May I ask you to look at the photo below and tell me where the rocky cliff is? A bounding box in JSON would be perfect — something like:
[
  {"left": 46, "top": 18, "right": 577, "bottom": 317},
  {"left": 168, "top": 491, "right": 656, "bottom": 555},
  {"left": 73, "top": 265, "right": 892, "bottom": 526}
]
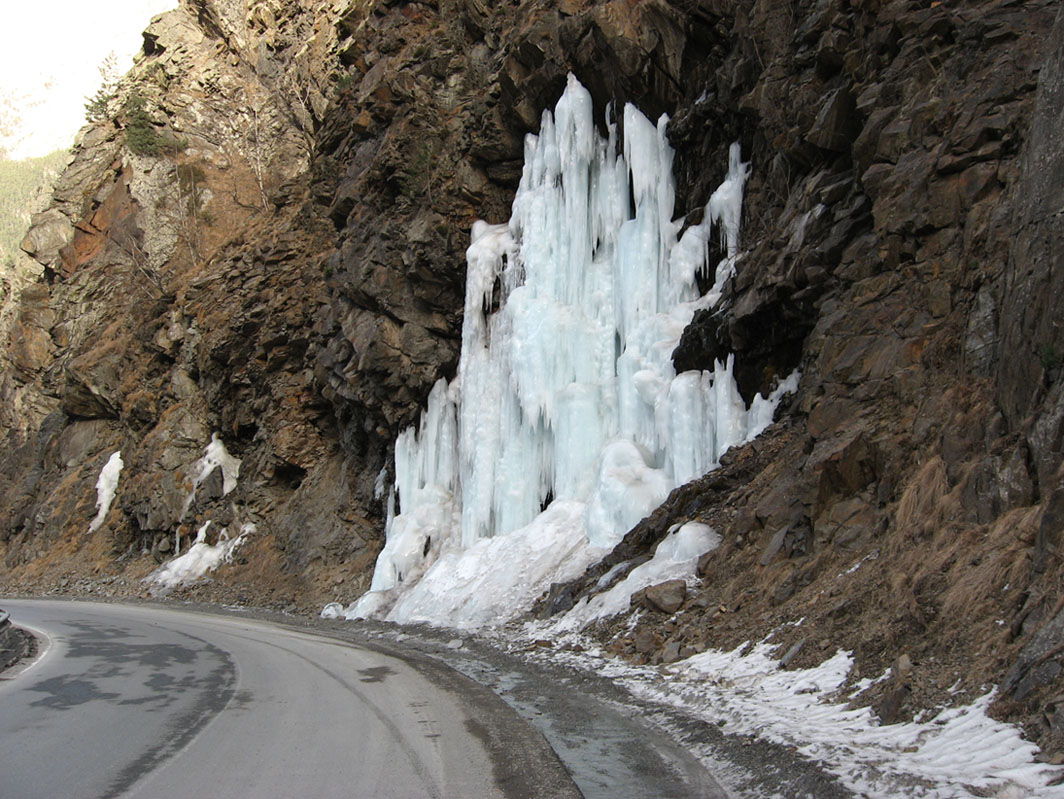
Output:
[{"left": 1, "top": 0, "right": 1063, "bottom": 761}]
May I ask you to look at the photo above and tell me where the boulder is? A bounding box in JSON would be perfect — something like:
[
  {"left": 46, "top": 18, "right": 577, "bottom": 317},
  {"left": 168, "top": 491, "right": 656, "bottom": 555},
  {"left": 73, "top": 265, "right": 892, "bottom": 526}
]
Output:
[{"left": 642, "top": 579, "right": 687, "bottom": 614}]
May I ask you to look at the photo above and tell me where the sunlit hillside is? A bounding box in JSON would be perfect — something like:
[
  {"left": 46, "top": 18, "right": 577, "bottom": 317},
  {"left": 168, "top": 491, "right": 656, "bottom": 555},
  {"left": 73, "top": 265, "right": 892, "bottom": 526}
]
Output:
[{"left": 0, "top": 150, "right": 68, "bottom": 269}]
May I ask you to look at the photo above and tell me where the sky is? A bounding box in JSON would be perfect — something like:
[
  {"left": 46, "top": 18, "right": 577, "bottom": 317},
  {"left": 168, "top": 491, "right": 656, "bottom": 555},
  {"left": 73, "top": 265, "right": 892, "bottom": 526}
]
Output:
[{"left": 0, "top": 0, "right": 176, "bottom": 159}]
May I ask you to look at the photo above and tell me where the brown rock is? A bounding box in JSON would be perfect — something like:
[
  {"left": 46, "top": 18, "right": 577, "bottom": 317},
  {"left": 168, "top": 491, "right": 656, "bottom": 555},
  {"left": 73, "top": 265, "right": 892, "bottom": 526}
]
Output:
[
  {"left": 633, "top": 627, "right": 663, "bottom": 655},
  {"left": 806, "top": 88, "right": 859, "bottom": 153},
  {"left": 642, "top": 579, "right": 687, "bottom": 614}
]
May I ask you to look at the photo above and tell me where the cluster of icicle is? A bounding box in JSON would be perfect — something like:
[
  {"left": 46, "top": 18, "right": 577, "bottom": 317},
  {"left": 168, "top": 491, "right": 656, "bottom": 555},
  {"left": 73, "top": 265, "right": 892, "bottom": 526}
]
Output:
[{"left": 337, "top": 75, "right": 797, "bottom": 628}]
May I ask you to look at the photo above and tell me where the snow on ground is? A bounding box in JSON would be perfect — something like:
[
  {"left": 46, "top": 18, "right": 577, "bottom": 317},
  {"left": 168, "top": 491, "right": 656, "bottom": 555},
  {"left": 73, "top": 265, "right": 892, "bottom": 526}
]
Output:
[
  {"left": 146, "top": 521, "right": 254, "bottom": 589},
  {"left": 518, "top": 619, "right": 1064, "bottom": 799},
  {"left": 88, "top": 450, "right": 123, "bottom": 533}
]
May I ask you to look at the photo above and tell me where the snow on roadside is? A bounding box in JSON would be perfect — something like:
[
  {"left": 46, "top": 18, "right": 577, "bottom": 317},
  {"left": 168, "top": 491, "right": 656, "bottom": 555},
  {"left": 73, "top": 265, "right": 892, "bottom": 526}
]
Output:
[
  {"left": 346, "top": 501, "right": 607, "bottom": 629},
  {"left": 146, "top": 521, "right": 253, "bottom": 589},
  {"left": 519, "top": 622, "right": 1064, "bottom": 799},
  {"left": 88, "top": 451, "right": 123, "bottom": 533}
]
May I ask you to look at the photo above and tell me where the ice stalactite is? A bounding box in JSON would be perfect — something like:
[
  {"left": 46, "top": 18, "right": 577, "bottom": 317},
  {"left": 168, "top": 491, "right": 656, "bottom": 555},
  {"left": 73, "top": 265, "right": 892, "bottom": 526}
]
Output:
[{"left": 346, "top": 75, "right": 796, "bottom": 628}]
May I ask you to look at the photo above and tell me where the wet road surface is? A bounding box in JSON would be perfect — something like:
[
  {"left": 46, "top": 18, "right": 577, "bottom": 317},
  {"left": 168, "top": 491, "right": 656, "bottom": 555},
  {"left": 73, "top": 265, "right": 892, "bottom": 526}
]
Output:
[{"left": 0, "top": 600, "right": 580, "bottom": 799}]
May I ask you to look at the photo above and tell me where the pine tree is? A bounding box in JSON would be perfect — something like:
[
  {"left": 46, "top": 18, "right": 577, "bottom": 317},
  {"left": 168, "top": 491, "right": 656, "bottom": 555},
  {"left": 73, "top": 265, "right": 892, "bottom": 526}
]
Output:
[{"left": 84, "top": 51, "right": 121, "bottom": 123}]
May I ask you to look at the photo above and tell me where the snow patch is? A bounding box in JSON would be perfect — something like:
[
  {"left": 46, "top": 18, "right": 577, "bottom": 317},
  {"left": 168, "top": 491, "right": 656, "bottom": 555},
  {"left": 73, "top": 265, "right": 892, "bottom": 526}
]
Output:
[
  {"left": 522, "top": 628, "right": 1064, "bottom": 799},
  {"left": 88, "top": 450, "right": 123, "bottom": 533},
  {"left": 181, "top": 433, "right": 241, "bottom": 519}
]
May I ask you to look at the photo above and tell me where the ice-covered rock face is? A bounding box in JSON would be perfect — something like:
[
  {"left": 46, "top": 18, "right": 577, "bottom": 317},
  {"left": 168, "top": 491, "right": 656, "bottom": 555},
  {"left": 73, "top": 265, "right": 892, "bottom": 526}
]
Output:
[{"left": 349, "top": 75, "right": 794, "bottom": 627}]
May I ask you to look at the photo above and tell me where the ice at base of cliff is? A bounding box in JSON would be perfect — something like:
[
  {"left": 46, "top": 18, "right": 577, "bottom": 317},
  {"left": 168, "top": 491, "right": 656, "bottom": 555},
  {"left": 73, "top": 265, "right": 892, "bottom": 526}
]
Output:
[
  {"left": 553, "top": 521, "right": 721, "bottom": 631},
  {"left": 344, "top": 74, "right": 796, "bottom": 628},
  {"left": 146, "top": 521, "right": 253, "bottom": 589}
]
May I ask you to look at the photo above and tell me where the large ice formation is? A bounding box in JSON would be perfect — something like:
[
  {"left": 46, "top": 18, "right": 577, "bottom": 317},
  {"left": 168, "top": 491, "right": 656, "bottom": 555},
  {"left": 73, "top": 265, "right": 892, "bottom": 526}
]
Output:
[{"left": 346, "top": 74, "right": 796, "bottom": 627}]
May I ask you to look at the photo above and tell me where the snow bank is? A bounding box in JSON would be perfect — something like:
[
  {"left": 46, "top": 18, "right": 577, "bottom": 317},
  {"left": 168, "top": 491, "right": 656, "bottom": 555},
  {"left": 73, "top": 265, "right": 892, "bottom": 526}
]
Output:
[
  {"left": 523, "top": 621, "right": 1064, "bottom": 799},
  {"left": 657, "top": 642, "right": 1064, "bottom": 798},
  {"left": 88, "top": 450, "right": 123, "bottom": 533}
]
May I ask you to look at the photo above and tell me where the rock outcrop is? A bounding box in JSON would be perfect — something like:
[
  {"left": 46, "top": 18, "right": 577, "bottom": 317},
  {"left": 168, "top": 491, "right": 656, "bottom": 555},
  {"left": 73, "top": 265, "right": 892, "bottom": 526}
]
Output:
[
  {"left": 1, "top": 0, "right": 1063, "bottom": 761},
  {"left": 0, "top": 609, "right": 36, "bottom": 672}
]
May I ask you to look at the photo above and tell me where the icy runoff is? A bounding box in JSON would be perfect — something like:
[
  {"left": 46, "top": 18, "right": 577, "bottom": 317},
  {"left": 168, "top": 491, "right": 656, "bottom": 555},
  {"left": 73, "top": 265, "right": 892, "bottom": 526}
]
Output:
[{"left": 344, "top": 74, "right": 795, "bottom": 627}]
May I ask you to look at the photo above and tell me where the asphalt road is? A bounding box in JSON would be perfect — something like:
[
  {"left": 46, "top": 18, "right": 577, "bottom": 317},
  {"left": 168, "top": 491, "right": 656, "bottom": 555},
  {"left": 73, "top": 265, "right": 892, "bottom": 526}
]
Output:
[{"left": 0, "top": 600, "right": 581, "bottom": 799}]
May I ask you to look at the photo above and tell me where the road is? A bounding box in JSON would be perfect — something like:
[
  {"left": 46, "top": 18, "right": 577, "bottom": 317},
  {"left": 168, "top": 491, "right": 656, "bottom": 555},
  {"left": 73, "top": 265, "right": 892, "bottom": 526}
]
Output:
[{"left": 0, "top": 600, "right": 581, "bottom": 799}]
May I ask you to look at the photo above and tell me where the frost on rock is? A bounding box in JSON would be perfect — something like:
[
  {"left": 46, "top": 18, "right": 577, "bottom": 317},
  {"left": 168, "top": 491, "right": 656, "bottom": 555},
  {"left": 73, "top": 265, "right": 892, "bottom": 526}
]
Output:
[
  {"left": 147, "top": 521, "right": 254, "bottom": 589},
  {"left": 345, "top": 74, "right": 797, "bottom": 627},
  {"left": 88, "top": 450, "right": 124, "bottom": 533}
]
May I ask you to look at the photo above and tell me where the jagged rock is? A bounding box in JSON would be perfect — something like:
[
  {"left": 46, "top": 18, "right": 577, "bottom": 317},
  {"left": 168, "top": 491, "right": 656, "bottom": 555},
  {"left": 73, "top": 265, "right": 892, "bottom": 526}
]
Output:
[
  {"left": 7, "top": 285, "right": 54, "bottom": 379},
  {"left": 20, "top": 209, "right": 72, "bottom": 267},
  {"left": 876, "top": 654, "right": 914, "bottom": 725},
  {"left": 780, "top": 638, "right": 806, "bottom": 669},
  {"left": 1005, "top": 602, "right": 1064, "bottom": 705},
  {"left": 0, "top": 611, "right": 36, "bottom": 671},
  {"left": 661, "top": 641, "right": 682, "bottom": 664},
  {"left": 812, "top": 430, "right": 878, "bottom": 510},
  {"left": 806, "top": 88, "right": 859, "bottom": 153},
  {"left": 998, "top": 7, "right": 1064, "bottom": 487}
]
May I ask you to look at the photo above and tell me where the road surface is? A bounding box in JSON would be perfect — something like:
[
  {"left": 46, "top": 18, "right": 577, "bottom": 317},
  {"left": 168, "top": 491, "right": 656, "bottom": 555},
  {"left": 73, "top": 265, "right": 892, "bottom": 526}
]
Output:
[{"left": 0, "top": 600, "right": 581, "bottom": 799}]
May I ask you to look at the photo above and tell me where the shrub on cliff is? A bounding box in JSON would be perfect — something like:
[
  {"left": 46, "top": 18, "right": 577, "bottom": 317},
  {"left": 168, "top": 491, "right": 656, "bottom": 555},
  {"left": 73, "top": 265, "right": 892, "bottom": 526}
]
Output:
[{"left": 122, "top": 94, "right": 186, "bottom": 157}]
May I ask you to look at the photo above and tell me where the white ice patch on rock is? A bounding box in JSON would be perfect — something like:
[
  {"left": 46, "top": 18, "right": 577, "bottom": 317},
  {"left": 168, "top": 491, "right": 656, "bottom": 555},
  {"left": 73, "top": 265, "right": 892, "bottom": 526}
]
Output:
[
  {"left": 345, "top": 74, "right": 795, "bottom": 627},
  {"left": 181, "top": 433, "right": 241, "bottom": 519},
  {"left": 147, "top": 521, "right": 253, "bottom": 589},
  {"left": 556, "top": 521, "right": 721, "bottom": 630},
  {"left": 88, "top": 450, "right": 123, "bottom": 533},
  {"left": 320, "top": 602, "right": 344, "bottom": 620}
]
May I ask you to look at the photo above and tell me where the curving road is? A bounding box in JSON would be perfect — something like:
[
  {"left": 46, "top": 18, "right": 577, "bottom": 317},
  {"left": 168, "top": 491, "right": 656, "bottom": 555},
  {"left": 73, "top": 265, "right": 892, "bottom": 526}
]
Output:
[{"left": 0, "top": 600, "right": 580, "bottom": 799}]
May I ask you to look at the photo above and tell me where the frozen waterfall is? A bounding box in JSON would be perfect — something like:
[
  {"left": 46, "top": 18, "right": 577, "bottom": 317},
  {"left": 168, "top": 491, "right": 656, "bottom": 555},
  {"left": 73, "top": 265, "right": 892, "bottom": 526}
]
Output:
[{"left": 346, "top": 74, "right": 796, "bottom": 628}]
